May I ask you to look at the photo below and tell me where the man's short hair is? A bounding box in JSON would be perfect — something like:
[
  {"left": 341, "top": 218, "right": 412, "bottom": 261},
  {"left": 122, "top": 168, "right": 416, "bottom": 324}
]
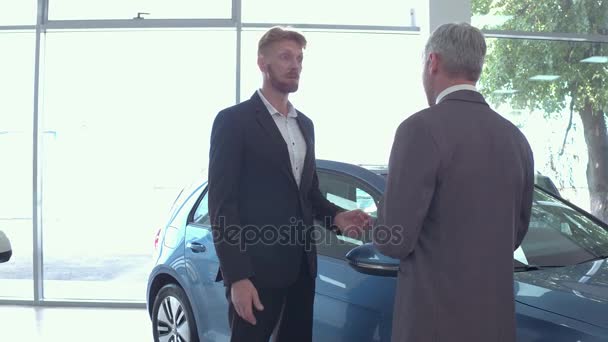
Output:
[
  {"left": 258, "top": 26, "right": 307, "bottom": 56},
  {"left": 425, "top": 23, "right": 487, "bottom": 82}
]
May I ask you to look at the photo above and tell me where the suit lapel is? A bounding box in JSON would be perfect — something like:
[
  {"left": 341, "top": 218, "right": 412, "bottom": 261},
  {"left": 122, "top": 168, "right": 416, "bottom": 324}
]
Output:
[
  {"left": 251, "top": 92, "right": 298, "bottom": 186},
  {"left": 296, "top": 114, "right": 314, "bottom": 194}
]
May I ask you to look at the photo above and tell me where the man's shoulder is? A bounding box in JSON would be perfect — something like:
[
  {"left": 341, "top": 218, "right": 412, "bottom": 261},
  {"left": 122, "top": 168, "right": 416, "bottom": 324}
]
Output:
[
  {"left": 214, "top": 98, "right": 257, "bottom": 124},
  {"left": 221, "top": 97, "right": 256, "bottom": 115},
  {"left": 432, "top": 98, "right": 530, "bottom": 145},
  {"left": 398, "top": 107, "right": 434, "bottom": 130},
  {"left": 428, "top": 97, "right": 510, "bottom": 125},
  {"left": 477, "top": 105, "right": 528, "bottom": 140}
]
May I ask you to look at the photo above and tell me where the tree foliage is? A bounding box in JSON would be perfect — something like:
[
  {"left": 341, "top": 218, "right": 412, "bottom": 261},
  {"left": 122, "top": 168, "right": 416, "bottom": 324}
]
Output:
[
  {"left": 473, "top": 0, "right": 608, "bottom": 220},
  {"left": 475, "top": 0, "right": 608, "bottom": 116}
]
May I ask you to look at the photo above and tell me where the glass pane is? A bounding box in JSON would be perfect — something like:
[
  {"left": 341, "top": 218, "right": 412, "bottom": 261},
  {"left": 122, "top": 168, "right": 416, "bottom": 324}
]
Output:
[
  {"left": 472, "top": 0, "right": 608, "bottom": 35},
  {"left": 241, "top": 30, "right": 427, "bottom": 166},
  {"left": 356, "top": 189, "right": 378, "bottom": 218},
  {"left": 478, "top": 38, "right": 608, "bottom": 222},
  {"left": 41, "top": 30, "right": 236, "bottom": 301},
  {"left": 0, "top": 32, "right": 35, "bottom": 299},
  {"left": 521, "top": 189, "right": 608, "bottom": 266},
  {"left": 49, "top": 0, "right": 231, "bottom": 20},
  {"left": 192, "top": 191, "right": 210, "bottom": 225},
  {"left": 0, "top": 1, "right": 36, "bottom": 25},
  {"left": 315, "top": 171, "right": 378, "bottom": 259},
  {"left": 242, "top": 0, "right": 420, "bottom": 26},
  {"left": 321, "top": 179, "right": 377, "bottom": 219}
]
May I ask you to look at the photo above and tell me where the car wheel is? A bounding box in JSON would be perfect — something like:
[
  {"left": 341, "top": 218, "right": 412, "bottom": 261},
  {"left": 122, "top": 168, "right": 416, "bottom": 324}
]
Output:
[{"left": 152, "top": 283, "right": 199, "bottom": 342}]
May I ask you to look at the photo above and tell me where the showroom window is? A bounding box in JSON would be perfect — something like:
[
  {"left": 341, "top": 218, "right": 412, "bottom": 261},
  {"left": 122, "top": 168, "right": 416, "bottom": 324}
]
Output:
[
  {"left": 40, "top": 29, "right": 235, "bottom": 301},
  {"left": 1, "top": 0, "right": 479, "bottom": 306},
  {"left": 472, "top": 0, "right": 608, "bottom": 35},
  {"left": 49, "top": 0, "right": 232, "bottom": 20},
  {"left": 0, "top": 32, "right": 35, "bottom": 299},
  {"left": 242, "top": 0, "right": 420, "bottom": 27},
  {"left": 473, "top": 0, "right": 608, "bottom": 222},
  {"left": 0, "top": 0, "right": 37, "bottom": 25},
  {"left": 240, "top": 29, "right": 427, "bottom": 166},
  {"left": 479, "top": 38, "right": 608, "bottom": 212}
]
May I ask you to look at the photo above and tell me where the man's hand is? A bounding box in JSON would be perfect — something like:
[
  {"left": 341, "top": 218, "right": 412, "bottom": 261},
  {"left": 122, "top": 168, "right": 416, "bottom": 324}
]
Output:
[
  {"left": 230, "top": 278, "right": 264, "bottom": 325},
  {"left": 334, "top": 210, "right": 373, "bottom": 239}
]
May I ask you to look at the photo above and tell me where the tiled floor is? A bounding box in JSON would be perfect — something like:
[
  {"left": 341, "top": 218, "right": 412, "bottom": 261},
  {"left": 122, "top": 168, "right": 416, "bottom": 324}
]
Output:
[{"left": 0, "top": 305, "right": 153, "bottom": 341}]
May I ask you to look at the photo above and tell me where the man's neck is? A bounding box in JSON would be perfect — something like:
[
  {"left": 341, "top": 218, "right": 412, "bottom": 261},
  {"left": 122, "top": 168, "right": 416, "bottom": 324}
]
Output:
[{"left": 260, "top": 85, "right": 289, "bottom": 116}]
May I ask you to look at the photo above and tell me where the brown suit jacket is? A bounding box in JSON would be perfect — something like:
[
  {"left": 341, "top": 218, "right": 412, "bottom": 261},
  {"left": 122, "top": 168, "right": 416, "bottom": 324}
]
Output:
[{"left": 374, "top": 90, "right": 534, "bottom": 342}]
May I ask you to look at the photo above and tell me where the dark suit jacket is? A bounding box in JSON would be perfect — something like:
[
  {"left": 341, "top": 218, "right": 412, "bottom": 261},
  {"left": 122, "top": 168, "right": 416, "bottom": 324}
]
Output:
[
  {"left": 374, "top": 90, "right": 534, "bottom": 342},
  {"left": 208, "top": 92, "right": 343, "bottom": 288}
]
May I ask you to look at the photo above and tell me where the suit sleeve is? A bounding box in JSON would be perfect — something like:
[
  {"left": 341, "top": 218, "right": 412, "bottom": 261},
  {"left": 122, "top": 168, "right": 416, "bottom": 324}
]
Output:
[
  {"left": 373, "top": 118, "right": 440, "bottom": 260},
  {"left": 208, "top": 110, "right": 253, "bottom": 285},
  {"left": 515, "top": 140, "right": 534, "bottom": 250}
]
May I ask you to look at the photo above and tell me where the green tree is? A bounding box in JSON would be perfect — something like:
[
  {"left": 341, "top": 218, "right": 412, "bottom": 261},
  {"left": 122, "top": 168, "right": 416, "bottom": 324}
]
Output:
[{"left": 473, "top": 0, "right": 608, "bottom": 221}]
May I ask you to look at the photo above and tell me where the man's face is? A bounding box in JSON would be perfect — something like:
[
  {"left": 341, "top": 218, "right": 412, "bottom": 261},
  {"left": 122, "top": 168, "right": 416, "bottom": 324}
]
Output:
[{"left": 259, "top": 39, "right": 303, "bottom": 94}]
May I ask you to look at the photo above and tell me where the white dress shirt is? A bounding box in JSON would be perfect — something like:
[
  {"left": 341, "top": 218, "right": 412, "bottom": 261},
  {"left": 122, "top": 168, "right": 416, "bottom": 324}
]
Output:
[
  {"left": 436, "top": 84, "right": 478, "bottom": 104},
  {"left": 257, "top": 89, "right": 307, "bottom": 187}
]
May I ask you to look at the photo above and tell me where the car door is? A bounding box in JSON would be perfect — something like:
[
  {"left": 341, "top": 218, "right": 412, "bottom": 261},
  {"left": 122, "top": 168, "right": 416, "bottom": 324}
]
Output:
[
  {"left": 184, "top": 187, "right": 231, "bottom": 341},
  {"left": 313, "top": 169, "right": 396, "bottom": 342}
]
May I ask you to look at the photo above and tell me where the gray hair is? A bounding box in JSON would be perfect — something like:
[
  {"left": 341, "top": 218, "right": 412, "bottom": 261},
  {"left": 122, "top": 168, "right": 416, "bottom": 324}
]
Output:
[{"left": 424, "top": 23, "right": 487, "bottom": 81}]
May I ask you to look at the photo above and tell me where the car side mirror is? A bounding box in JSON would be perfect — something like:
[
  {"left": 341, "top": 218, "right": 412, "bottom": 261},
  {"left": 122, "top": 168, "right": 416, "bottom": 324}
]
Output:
[
  {"left": 346, "top": 243, "right": 399, "bottom": 277},
  {"left": 0, "top": 231, "right": 12, "bottom": 263}
]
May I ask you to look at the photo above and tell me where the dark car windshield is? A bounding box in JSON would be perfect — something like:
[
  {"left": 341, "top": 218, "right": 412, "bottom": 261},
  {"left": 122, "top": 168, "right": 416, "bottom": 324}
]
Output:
[{"left": 517, "top": 189, "right": 608, "bottom": 267}]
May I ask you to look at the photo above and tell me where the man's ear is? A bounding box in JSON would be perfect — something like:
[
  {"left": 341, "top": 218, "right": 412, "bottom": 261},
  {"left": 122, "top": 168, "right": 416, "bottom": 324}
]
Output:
[
  {"left": 429, "top": 53, "right": 440, "bottom": 74},
  {"left": 257, "top": 55, "right": 266, "bottom": 72}
]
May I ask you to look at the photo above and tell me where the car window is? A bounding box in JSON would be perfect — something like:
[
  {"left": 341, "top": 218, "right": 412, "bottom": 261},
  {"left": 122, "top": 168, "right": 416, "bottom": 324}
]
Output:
[
  {"left": 191, "top": 189, "right": 210, "bottom": 226},
  {"left": 319, "top": 172, "right": 378, "bottom": 219},
  {"left": 519, "top": 189, "right": 608, "bottom": 266},
  {"left": 316, "top": 170, "right": 380, "bottom": 259},
  {"left": 166, "top": 178, "right": 205, "bottom": 223}
]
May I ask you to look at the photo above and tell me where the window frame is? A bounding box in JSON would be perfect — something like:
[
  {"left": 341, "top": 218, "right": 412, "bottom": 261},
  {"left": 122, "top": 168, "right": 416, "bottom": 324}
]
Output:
[{"left": 187, "top": 185, "right": 211, "bottom": 228}]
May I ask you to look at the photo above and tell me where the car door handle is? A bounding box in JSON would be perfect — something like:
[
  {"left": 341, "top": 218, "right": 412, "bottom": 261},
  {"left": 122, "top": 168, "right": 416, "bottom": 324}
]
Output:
[{"left": 187, "top": 242, "right": 207, "bottom": 253}]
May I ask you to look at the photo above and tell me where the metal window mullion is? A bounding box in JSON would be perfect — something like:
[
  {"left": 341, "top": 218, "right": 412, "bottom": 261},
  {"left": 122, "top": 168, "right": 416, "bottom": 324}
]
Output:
[
  {"left": 32, "top": 0, "right": 48, "bottom": 305},
  {"left": 41, "top": 0, "right": 49, "bottom": 26},
  {"left": 0, "top": 25, "right": 36, "bottom": 31},
  {"left": 42, "top": 18, "right": 235, "bottom": 30},
  {"left": 241, "top": 22, "right": 420, "bottom": 33},
  {"left": 38, "top": 300, "right": 146, "bottom": 309},
  {"left": 235, "top": 0, "right": 242, "bottom": 104},
  {"left": 482, "top": 29, "right": 608, "bottom": 44},
  {"left": 0, "top": 299, "right": 35, "bottom": 306}
]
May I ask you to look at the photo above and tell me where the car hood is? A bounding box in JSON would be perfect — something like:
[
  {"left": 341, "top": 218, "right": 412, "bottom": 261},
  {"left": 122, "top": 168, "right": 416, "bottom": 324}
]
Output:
[{"left": 515, "top": 259, "right": 608, "bottom": 328}]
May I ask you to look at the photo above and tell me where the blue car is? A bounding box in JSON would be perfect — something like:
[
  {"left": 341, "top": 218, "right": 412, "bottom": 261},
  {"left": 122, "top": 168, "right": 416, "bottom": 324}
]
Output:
[{"left": 147, "top": 160, "right": 608, "bottom": 342}]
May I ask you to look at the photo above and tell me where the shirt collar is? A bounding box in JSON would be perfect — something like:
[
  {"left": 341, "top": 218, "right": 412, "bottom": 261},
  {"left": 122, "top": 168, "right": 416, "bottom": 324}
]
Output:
[
  {"left": 436, "top": 84, "right": 478, "bottom": 104},
  {"left": 257, "top": 89, "right": 297, "bottom": 118}
]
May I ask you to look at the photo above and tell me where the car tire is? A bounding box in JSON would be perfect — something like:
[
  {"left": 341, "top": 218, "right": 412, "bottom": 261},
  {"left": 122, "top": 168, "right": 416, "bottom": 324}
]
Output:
[{"left": 152, "top": 283, "right": 199, "bottom": 342}]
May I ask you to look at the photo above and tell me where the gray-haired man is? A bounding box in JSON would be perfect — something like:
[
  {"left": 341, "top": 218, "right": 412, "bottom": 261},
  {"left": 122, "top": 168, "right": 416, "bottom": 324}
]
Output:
[{"left": 373, "top": 23, "right": 534, "bottom": 341}]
